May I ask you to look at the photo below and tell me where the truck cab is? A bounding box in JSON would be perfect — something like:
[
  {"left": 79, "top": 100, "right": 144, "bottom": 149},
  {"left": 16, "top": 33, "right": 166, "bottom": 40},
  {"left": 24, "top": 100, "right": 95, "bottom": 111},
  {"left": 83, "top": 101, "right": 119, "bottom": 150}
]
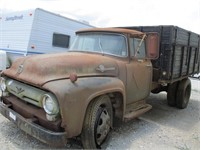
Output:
[
  {"left": 71, "top": 28, "right": 159, "bottom": 104},
  {"left": 0, "top": 28, "right": 159, "bottom": 149}
]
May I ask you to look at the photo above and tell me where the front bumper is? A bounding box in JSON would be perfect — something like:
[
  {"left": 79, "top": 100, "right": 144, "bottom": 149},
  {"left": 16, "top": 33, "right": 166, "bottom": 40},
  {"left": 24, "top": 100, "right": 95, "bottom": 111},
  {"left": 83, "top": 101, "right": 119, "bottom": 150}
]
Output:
[{"left": 0, "top": 101, "right": 68, "bottom": 146}]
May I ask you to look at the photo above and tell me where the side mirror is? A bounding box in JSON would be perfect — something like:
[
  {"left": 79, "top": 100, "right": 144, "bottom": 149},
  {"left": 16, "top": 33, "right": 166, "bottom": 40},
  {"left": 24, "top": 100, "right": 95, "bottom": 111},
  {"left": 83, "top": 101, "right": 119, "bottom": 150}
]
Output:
[{"left": 146, "top": 33, "right": 159, "bottom": 59}]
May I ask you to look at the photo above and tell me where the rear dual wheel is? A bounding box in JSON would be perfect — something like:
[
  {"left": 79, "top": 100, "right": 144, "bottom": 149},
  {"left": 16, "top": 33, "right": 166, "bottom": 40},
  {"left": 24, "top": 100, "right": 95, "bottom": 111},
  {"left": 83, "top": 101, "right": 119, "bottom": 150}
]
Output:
[
  {"left": 81, "top": 95, "right": 113, "bottom": 149},
  {"left": 167, "top": 82, "right": 179, "bottom": 106},
  {"left": 167, "top": 78, "right": 191, "bottom": 109},
  {"left": 176, "top": 78, "right": 191, "bottom": 109}
]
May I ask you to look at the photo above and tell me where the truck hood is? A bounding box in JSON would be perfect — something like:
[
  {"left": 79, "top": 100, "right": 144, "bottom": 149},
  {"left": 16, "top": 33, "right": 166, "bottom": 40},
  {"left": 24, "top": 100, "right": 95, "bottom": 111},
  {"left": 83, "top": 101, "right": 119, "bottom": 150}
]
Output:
[{"left": 3, "top": 52, "right": 119, "bottom": 86}]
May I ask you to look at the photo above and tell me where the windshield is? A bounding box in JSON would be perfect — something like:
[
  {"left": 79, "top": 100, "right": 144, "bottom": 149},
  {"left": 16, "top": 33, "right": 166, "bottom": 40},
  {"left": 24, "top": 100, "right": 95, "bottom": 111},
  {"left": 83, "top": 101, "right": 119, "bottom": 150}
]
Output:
[{"left": 70, "top": 33, "right": 127, "bottom": 57}]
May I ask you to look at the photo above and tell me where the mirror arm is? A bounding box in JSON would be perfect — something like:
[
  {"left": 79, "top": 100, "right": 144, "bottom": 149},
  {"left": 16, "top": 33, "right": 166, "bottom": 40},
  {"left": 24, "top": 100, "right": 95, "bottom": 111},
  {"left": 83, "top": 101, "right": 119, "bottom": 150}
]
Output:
[{"left": 135, "top": 34, "right": 146, "bottom": 57}]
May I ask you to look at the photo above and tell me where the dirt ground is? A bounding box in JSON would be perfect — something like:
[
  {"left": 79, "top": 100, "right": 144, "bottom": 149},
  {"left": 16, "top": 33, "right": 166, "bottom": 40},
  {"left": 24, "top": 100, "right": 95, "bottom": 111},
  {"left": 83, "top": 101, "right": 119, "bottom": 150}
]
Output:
[{"left": 0, "top": 78, "right": 199, "bottom": 149}]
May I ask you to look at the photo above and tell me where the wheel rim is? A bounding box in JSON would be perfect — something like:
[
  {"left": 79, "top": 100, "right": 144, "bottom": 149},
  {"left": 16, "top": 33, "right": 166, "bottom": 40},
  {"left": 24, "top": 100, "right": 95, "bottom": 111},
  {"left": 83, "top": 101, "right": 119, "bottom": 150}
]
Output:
[{"left": 95, "top": 107, "right": 111, "bottom": 146}]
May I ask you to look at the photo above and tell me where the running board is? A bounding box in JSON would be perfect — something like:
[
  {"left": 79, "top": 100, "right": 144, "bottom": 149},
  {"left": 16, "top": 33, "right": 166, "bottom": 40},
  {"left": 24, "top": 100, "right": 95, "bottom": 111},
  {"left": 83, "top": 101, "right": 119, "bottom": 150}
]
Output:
[{"left": 124, "top": 104, "right": 152, "bottom": 122}]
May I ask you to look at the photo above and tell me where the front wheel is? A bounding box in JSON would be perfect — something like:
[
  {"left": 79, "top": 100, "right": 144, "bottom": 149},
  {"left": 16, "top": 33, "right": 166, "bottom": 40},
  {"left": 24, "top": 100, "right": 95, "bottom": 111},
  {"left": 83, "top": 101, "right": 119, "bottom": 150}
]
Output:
[{"left": 81, "top": 95, "right": 113, "bottom": 149}]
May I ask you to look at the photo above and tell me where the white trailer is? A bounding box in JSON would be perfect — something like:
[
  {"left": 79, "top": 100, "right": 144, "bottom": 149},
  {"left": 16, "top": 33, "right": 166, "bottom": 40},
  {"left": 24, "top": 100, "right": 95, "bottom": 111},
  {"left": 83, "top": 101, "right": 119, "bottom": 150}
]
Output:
[{"left": 0, "top": 8, "right": 93, "bottom": 70}]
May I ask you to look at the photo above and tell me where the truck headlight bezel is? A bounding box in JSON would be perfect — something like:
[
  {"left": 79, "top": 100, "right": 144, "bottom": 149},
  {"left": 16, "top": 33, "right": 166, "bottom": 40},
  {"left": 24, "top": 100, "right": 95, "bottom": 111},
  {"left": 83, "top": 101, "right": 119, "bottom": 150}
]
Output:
[
  {"left": 42, "top": 93, "right": 59, "bottom": 115},
  {"left": 0, "top": 77, "right": 6, "bottom": 92}
]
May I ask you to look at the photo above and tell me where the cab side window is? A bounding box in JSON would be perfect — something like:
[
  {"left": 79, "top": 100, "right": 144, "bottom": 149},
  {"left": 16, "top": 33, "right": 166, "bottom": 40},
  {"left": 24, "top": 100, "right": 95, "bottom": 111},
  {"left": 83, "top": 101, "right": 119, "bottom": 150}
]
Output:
[{"left": 130, "top": 38, "right": 146, "bottom": 59}]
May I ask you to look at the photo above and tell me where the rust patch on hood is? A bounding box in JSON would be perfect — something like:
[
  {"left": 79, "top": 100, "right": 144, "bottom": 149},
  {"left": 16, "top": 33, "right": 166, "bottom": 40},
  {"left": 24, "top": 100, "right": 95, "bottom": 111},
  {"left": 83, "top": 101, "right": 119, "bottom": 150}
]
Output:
[{"left": 3, "top": 52, "right": 119, "bottom": 86}]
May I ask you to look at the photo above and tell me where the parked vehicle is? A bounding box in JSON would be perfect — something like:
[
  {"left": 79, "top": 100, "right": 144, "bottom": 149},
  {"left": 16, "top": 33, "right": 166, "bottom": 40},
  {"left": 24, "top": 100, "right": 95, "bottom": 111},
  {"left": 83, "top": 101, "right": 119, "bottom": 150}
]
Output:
[
  {"left": 191, "top": 73, "right": 200, "bottom": 79},
  {"left": 0, "top": 26, "right": 199, "bottom": 149},
  {"left": 0, "top": 8, "right": 93, "bottom": 71}
]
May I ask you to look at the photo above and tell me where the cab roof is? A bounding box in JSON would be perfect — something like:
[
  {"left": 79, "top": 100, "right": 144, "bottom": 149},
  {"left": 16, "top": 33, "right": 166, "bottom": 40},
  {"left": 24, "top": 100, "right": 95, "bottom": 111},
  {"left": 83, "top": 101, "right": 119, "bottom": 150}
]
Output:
[{"left": 76, "top": 27, "right": 145, "bottom": 37}]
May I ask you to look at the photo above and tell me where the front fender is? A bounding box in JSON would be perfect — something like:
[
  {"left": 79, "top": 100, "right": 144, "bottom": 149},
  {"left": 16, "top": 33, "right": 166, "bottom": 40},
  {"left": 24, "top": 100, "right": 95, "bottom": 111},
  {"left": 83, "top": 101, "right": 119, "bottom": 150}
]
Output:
[{"left": 43, "top": 77, "right": 126, "bottom": 138}]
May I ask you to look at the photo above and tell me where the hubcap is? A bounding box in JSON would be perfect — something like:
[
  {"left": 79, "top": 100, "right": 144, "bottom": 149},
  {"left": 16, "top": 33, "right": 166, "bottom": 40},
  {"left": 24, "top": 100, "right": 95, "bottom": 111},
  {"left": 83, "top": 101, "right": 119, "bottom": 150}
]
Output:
[{"left": 95, "top": 107, "right": 111, "bottom": 145}]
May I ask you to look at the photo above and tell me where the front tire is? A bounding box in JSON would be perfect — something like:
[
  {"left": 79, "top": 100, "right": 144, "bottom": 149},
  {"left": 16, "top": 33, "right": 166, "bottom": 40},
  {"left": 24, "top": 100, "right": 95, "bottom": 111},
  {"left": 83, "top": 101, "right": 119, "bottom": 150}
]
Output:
[
  {"left": 176, "top": 78, "right": 191, "bottom": 109},
  {"left": 81, "top": 95, "right": 113, "bottom": 149}
]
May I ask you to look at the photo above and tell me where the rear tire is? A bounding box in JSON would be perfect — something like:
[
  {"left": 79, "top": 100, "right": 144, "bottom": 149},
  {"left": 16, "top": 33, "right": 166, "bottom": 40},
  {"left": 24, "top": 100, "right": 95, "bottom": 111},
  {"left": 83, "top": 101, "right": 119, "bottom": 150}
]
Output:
[
  {"left": 167, "top": 82, "right": 179, "bottom": 107},
  {"left": 176, "top": 78, "right": 191, "bottom": 109},
  {"left": 81, "top": 95, "right": 113, "bottom": 149}
]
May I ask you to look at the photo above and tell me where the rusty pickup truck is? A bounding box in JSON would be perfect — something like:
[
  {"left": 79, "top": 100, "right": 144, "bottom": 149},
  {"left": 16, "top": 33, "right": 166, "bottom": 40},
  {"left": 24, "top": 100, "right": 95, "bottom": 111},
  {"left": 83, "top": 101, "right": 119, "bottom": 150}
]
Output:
[{"left": 0, "top": 26, "right": 200, "bottom": 149}]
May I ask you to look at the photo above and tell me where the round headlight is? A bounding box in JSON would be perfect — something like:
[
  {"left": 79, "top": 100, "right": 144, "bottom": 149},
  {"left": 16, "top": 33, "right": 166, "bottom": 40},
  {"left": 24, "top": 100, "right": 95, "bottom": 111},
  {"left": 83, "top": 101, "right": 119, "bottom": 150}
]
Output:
[
  {"left": 0, "top": 77, "right": 6, "bottom": 92},
  {"left": 42, "top": 94, "right": 59, "bottom": 115}
]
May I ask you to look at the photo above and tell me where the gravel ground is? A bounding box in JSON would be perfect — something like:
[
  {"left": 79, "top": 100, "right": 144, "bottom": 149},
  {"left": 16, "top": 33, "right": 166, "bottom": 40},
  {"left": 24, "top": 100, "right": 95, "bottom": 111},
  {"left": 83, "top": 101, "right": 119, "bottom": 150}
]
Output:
[{"left": 0, "top": 78, "right": 199, "bottom": 150}]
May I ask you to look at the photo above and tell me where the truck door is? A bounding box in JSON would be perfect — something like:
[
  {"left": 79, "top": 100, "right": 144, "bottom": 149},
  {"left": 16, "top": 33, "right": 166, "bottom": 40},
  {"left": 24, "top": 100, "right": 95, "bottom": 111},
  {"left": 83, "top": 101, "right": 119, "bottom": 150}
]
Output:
[{"left": 126, "top": 37, "right": 152, "bottom": 104}]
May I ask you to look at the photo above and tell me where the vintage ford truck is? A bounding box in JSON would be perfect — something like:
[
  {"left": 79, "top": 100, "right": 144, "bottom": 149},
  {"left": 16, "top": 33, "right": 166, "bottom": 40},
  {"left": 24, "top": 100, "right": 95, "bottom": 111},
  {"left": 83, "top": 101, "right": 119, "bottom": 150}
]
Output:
[{"left": 0, "top": 26, "right": 199, "bottom": 149}]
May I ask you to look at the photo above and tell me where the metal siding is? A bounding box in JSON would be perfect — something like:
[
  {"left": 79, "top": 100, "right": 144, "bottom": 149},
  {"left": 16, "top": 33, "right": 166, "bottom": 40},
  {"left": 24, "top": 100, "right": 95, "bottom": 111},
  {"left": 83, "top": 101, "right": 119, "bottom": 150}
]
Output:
[
  {"left": 1, "top": 8, "right": 93, "bottom": 56},
  {"left": 28, "top": 8, "right": 93, "bottom": 54},
  {"left": 0, "top": 9, "right": 35, "bottom": 53}
]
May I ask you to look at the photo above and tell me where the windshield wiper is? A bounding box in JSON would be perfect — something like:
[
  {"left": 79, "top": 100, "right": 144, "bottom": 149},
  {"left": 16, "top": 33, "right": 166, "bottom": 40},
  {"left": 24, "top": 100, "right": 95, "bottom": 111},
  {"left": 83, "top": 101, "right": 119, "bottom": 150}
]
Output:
[{"left": 99, "top": 37, "right": 104, "bottom": 54}]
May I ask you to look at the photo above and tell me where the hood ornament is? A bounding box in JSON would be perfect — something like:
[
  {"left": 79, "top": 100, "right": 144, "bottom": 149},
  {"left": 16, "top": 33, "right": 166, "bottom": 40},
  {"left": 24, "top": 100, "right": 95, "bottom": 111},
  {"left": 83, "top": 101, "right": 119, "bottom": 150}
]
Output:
[
  {"left": 96, "top": 65, "right": 115, "bottom": 73},
  {"left": 17, "top": 64, "right": 24, "bottom": 74}
]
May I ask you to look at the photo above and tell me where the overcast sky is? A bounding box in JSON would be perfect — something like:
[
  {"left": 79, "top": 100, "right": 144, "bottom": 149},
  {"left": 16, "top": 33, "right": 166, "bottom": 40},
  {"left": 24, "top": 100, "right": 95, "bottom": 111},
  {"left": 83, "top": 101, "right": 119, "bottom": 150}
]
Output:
[{"left": 1, "top": 0, "right": 200, "bottom": 33}]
